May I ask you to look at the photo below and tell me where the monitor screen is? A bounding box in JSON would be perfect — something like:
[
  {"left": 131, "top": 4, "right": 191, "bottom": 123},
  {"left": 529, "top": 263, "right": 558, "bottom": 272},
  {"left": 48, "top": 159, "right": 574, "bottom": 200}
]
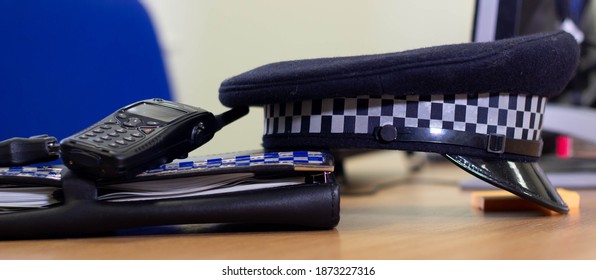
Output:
[{"left": 473, "top": 0, "right": 593, "bottom": 107}]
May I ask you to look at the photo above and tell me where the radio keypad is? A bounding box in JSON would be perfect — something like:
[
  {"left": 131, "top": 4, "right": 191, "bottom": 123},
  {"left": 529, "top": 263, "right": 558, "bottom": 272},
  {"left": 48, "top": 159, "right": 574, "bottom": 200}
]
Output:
[{"left": 78, "top": 118, "right": 158, "bottom": 151}]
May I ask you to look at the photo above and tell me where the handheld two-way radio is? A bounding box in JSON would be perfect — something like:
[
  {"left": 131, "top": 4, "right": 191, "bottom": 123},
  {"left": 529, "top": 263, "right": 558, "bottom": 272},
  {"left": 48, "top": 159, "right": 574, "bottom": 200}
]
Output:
[{"left": 0, "top": 98, "right": 248, "bottom": 180}]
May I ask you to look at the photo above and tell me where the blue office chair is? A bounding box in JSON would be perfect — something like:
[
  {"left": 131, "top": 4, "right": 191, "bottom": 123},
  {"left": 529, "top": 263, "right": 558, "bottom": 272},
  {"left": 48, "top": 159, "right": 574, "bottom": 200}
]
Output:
[{"left": 0, "top": 0, "right": 172, "bottom": 142}]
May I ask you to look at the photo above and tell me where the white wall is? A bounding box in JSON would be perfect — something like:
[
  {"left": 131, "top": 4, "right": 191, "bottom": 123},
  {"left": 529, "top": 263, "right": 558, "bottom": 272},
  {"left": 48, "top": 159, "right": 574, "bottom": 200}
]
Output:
[{"left": 140, "top": 0, "right": 475, "bottom": 156}]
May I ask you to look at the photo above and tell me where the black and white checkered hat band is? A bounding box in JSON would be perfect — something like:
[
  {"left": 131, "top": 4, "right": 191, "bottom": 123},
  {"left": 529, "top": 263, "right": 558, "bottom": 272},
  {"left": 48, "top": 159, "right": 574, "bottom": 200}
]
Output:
[{"left": 264, "top": 93, "right": 547, "bottom": 141}]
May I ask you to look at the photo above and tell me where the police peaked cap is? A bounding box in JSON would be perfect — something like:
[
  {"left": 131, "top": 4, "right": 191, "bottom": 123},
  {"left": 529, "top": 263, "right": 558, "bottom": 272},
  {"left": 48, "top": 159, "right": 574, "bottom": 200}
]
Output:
[{"left": 219, "top": 31, "right": 580, "bottom": 214}]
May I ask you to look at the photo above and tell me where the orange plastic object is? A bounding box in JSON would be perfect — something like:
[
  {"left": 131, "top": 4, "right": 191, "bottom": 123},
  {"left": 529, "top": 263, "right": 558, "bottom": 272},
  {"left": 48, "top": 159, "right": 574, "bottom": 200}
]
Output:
[{"left": 470, "top": 188, "right": 579, "bottom": 215}]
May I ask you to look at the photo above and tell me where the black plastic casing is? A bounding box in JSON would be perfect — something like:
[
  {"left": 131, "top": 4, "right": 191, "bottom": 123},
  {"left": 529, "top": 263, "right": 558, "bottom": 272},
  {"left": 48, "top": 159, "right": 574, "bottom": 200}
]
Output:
[
  {"left": 0, "top": 135, "right": 59, "bottom": 166},
  {"left": 60, "top": 99, "right": 218, "bottom": 179}
]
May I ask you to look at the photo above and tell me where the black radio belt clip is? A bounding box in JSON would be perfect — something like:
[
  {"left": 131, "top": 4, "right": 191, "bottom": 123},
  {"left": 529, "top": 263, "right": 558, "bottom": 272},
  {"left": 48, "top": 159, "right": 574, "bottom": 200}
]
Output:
[{"left": 0, "top": 135, "right": 59, "bottom": 167}]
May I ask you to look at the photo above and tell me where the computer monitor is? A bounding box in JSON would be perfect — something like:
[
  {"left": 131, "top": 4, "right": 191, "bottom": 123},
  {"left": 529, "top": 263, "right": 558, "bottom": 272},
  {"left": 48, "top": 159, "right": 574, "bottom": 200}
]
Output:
[{"left": 472, "top": 0, "right": 592, "bottom": 107}]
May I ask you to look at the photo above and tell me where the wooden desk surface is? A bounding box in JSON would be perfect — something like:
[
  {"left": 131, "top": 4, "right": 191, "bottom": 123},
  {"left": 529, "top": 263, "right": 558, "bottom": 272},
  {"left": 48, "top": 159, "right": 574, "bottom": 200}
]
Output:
[{"left": 1, "top": 158, "right": 595, "bottom": 260}]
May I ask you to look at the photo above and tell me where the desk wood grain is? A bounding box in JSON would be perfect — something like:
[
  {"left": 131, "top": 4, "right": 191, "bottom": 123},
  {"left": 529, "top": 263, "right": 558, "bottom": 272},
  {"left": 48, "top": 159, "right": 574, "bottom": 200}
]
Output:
[{"left": 1, "top": 160, "right": 595, "bottom": 260}]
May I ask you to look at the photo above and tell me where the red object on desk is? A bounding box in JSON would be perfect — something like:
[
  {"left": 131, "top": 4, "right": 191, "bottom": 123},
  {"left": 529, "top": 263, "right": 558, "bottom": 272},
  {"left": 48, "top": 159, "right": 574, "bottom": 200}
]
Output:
[{"left": 556, "top": 135, "right": 573, "bottom": 159}]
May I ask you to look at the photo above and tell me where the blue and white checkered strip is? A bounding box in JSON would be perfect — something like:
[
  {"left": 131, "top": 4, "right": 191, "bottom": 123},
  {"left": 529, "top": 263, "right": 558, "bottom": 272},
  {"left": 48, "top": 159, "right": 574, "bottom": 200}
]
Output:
[
  {"left": 143, "top": 151, "right": 326, "bottom": 174},
  {"left": 0, "top": 152, "right": 327, "bottom": 179},
  {"left": 264, "top": 93, "right": 547, "bottom": 141},
  {"left": 0, "top": 166, "right": 62, "bottom": 181}
]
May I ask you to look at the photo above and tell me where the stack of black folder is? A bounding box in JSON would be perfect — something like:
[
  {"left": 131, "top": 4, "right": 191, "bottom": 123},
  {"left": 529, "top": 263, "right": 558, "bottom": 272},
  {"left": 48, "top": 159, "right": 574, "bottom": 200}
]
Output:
[{"left": 0, "top": 150, "right": 340, "bottom": 239}]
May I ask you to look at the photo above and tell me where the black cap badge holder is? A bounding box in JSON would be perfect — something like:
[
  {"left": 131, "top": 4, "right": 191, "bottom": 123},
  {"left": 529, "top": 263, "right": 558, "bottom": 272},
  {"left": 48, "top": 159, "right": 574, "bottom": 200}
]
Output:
[{"left": 219, "top": 31, "right": 580, "bottom": 214}]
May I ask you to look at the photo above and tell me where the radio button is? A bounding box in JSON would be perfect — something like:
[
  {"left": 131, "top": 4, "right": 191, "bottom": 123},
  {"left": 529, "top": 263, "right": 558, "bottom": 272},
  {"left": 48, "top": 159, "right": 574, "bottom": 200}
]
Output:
[
  {"left": 123, "top": 117, "right": 142, "bottom": 127},
  {"left": 140, "top": 127, "right": 155, "bottom": 134}
]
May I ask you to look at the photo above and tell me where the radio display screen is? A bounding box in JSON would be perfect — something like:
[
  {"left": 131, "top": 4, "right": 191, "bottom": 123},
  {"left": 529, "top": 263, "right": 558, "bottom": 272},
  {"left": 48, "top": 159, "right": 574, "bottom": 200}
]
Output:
[{"left": 126, "top": 103, "right": 186, "bottom": 122}]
